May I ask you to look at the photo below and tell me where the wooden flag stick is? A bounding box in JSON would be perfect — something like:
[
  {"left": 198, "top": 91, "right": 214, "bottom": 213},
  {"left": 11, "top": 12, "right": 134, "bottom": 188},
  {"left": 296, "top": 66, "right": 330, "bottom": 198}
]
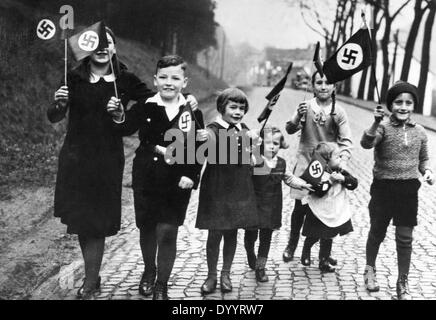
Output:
[
  {"left": 64, "top": 39, "right": 68, "bottom": 86},
  {"left": 108, "top": 55, "right": 118, "bottom": 99},
  {"left": 362, "top": 10, "right": 381, "bottom": 105}
]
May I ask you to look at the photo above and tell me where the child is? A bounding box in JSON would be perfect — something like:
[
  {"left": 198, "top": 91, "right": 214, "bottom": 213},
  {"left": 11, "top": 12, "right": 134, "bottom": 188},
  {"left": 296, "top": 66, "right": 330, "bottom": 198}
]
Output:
[
  {"left": 195, "top": 87, "right": 260, "bottom": 295},
  {"left": 244, "top": 126, "right": 312, "bottom": 282},
  {"left": 108, "top": 55, "right": 204, "bottom": 300},
  {"left": 283, "top": 71, "right": 353, "bottom": 264},
  {"left": 300, "top": 142, "right": 358, "bottom": 272},
  {"left": 49, "top": 27, "right": 153, "bottom": 300},
  {"left": 361, "top": 81, "right": 434, "bottom": 300}
]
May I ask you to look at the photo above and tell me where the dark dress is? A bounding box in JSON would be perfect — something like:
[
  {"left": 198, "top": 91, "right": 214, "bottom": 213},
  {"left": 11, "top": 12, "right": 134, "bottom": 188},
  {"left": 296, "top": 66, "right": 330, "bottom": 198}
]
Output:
[
  {"left": 252, "top": 156, "right": 287, "bottom": 230},
  {"left": 114, "top": 94, "right": 205, "bottom": 227},
  {"left": 47, "top": 66, "right": 152, "bottom": 237},
  {"left": 196, "top": 122, "right": 258, "bottom": 230},
  {"left": 302, "top": 169, "right": 358, "bottom": 239}
]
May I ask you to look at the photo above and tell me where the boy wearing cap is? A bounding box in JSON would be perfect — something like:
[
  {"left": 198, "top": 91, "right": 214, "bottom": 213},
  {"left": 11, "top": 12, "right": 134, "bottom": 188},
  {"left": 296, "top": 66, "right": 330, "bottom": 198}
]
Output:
[{"left": 360, "top": 81, "right": 435, "bottom": 300}]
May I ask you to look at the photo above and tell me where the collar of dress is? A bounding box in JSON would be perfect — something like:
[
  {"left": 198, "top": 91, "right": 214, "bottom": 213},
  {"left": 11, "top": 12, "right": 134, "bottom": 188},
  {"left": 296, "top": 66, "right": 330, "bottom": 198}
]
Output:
[
  {"left": 89, "top": 72, "right": 116, "bottom": 83},
  {"left": 309, "top": 98, "right": 332, "bottom": 115},
  {"left": 215, "top": 117, "right": 243, "bottom": 131}
]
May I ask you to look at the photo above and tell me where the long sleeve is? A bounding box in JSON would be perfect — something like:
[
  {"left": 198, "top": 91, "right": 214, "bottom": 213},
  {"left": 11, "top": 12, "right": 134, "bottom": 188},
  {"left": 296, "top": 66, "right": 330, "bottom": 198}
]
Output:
[
  {"left": 335, "top": 110, "right": 353, "bottom": 160},
  {"left": 361, "top": 125, "right": 384, "bottom": 149},
  {"left": 419, "top": 129, "right": 431, "bottom": 175},
  {"left": 341, "top": 169, "right": 358, "bottom": 190},
  {"left": 47, "top": 101, "right": 69, "bottom": 123},
  {"left": 112, "top": 101, "right": 147, "bottom": 136},
  {"left": 285, "top": 110, "right": 303, "bottom": 134}
]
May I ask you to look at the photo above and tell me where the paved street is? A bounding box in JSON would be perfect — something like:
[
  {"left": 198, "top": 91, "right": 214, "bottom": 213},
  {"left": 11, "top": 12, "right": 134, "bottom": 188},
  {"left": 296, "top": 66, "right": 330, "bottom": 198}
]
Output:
[{"left": 40, "top": 87, "right": 436, "bottom": 300}]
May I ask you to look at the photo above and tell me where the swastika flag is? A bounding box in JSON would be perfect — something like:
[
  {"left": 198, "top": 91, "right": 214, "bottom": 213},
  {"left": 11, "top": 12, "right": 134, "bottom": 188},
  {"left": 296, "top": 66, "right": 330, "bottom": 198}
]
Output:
[
  {"left": 322, "top": 28, "right": 373, "bottom": 84},
  {"left": 68, "top": 21, "right": 108, "bottom": 61},
  {"left": 300, "top": 153, "right": 328, "bottom": 187},
  {"left": 257, "top": 62, "right": 293, "bottom": 123}
]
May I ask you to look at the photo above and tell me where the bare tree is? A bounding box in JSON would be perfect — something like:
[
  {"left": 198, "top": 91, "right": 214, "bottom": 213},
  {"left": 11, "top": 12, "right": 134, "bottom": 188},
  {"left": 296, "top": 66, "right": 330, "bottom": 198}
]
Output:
[
  {"left": 417, "top": 0, "right": 436, "bottom": 113},
  {"left": 400, "top": 0, "right": 432, "bottom": 81}
]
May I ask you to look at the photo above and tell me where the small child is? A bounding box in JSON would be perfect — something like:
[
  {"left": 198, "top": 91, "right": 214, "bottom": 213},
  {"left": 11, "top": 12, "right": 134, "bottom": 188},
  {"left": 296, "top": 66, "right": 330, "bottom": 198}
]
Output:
[
  {"left": 300, "top": 142, "right": 358, "bottom": 272},
  {"left": 244, "top": 126, "right": 312, "bottom": 282},
  {"left": 195, "top": 87, "right": 260, "bottom": 295},
  {"left": 108, "top": 55, "right": 204, "bottom": 300},
  {"left": 361, "top": 81, "right": 434, "bottom": 300}
]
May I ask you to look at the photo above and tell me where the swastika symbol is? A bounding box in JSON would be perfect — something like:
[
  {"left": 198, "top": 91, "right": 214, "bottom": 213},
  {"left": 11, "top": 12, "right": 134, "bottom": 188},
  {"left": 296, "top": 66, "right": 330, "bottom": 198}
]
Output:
[
  {"left": 337, "top": 43, "right": 363, "bottom": 71},
  {"left": 178, "top": 111, "right": 192, "bottom": 133},
  {"left": 341, "top": 49, "right": 358, "bottom": 65},
  {"left": 78, "top": 31, "right": 99, "bottom": 51},
  {"left": 36, "top": 19, "right": 56, "bottom": 40},
  {"left": 309, "top": 160, "right": 323, "bottom": 178}
]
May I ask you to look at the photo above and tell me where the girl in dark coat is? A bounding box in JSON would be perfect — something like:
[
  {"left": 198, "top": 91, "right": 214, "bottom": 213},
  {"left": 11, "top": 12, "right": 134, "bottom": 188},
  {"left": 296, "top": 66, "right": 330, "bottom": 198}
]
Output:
[
  {"left": 49, "top": 28, "right": 153, "bottom": 299},
  {"left": 196, "top": 88, "right": 261, "bottom": 295},
  {"left": 244, "top": 126, "right": 312, "bottom": 282}
]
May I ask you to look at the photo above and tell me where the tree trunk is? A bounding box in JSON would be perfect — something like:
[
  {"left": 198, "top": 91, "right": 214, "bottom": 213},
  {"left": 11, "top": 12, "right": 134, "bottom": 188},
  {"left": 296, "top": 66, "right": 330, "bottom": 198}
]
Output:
[
  {"left": 417, "top": 2, "right": 436, "bottom": 114},
  {"left": 400, "top": 0, "right": 426, "bottom": 81}
]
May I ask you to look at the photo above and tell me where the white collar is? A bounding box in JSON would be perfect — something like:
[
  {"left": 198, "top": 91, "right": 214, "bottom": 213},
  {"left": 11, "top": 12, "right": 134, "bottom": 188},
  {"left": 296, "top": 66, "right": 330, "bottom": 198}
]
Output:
[
  {"left": 215, "top": 116, "right": 243, "bottom": 131},
  {"left": 309, "top": 97, "right": 332, "bottom": 114},
  {"left": 89, "top": 72, "right": 115, "bottom": 83},
  {"left": 261, "top": 155, "right": 278, "bottom": 168},
  {"left": 146, "top": 93, "right": 187, "bottom": 108}
]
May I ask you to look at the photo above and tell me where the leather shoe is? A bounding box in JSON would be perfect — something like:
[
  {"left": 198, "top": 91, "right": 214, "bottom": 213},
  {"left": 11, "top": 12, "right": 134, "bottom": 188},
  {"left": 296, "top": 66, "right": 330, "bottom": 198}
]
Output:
[
  {"left": 282, "top": 245, "right": 296, "bottom": 262},
  {"left": 220, "top": 273, "right": 232, "bottom": 293},
  {"left": 77, "top": 276, "right": 101, "bottom": 298},
  {"left": 153, "top": 282, "right": 169, "bottom": 300},
  {"left": 319, "top": 258, "right": 336, "bottom": 273},
  {"left": 201, "top": 277, "right": 217, "bottom": 295},
  {"left": 139, "top": 272, "right": 155, "bottom": 297},
  {"left": 327, "top": 256, "right": 338, "bottom": 266},
  {"left": 255, "top": 269, "right": 269, "bottom": 282}
]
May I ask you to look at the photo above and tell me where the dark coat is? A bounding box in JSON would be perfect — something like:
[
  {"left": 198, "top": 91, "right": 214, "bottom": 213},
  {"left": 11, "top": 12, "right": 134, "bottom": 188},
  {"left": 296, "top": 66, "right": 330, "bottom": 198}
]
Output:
[
  {"left": 48, "top": 66, "right": 152, "bottom": 237},
  {"left": 252, "top": 156, "right": 287, "bottom": 230},
  {"left": 196, "top": 122, "right": 259, "bottom": 230},
  {"left": 114, "top": 95, "right": 205, "bottom": 227}
]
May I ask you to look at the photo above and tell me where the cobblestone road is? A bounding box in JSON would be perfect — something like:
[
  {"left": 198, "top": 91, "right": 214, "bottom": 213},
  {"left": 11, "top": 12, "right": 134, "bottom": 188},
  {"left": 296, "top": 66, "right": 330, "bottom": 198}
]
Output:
[{"left": 42, "top": 87, "right": 436, "bottom": 300}]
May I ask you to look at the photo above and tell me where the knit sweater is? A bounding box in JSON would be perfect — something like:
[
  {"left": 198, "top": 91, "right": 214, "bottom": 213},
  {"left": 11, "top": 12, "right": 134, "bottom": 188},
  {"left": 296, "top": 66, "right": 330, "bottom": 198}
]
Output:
[{"left": 360, "top": 115, "right": 431, "bottom": 180}]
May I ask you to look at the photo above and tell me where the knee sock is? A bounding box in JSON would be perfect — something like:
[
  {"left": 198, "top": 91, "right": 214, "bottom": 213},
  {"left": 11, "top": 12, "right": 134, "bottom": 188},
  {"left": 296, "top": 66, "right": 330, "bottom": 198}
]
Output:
[
  {"left": 206, "top": 230, "right": 222, "bottom": 279},
  {"left": 258, "top": 229, "right": 273, "bottom": 259},
  {"left": 244, "top": 229, "right": 258, "bottom": 254},
  {"left": 319, "top": 238, "right": 333, "bottom": 260},
  {"left": 396, "top": 226, "right": 413, "bottom": 276},
  {"left": 289, "top": 200, "right": 306, "bottom": 247},
  {"left": 78, "top": 235, "right": 105, "bottom": 289},
  {"left": 139, "top": 225, "right": 157, "bottom": 276},
  {"left": 302, "top": 237, "right": 318, "bottom": 256},
  {"left": 155, "top": 223, "right": 179, "bottom": 286},
  {"left": 222, "top": 230, "right": 238, "bottom": 274}
]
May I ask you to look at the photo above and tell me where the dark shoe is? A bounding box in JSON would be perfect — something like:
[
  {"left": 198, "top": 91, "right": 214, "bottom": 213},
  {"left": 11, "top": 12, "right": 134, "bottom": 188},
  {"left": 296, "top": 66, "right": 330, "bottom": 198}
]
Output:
[
  {"left": 139, "top": 272, "right": 155, "bottom": 297},
  {"left": 220, "top": 273, "right": 233, "bottom": 293},
  {"left": 153, "top": 282, "right": 169, "bottom": 300},
  {"left": 282, "top": 244, "right": 296, "bottom": 262},
  {"left": 327, "top": 256, "right": 337, "bottom": 266},
  {"left": 255, "top": 268, "right": 269, "bottom": 282},
  {"left": 80, "top": 287, "right": 100, "bottom": 300},
  {"left": 396, "top": 274, "right": 412, "bottom": 300},
  {"left": 301, "top": 248, "right": 311, "bottom": 266},
  {"left": 77, "top": 276, "right": 101, "bottom": 298},
  {"left": 201, "top": 277, "right": 217, "bottom": 295},
  {"left": 319, "top": 258, "right": 336, "bottom": 273}
]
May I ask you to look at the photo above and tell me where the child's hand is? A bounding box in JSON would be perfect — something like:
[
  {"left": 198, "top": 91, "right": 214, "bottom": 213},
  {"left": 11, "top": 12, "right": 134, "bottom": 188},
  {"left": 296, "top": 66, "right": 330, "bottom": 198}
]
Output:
[
  {"left": 107, "top": 97, "right": 124, "bottom": 121},
  {"left": 330, "top": 172, "right": 345, "bottom": 183},
  {"left": 196, "top": 129, "right": 210, "bottom": 142},
  {"left": 374, "top": 105, "right": 385, "bottom": 123},
  {"left": 247, "top": 130, "right": 262, "bottom": 147},
  {"left": 297, "top": 102, "right": 309, "bottom": 119},
  {"left": 178, "top": 176, "right": 194, "bottom": 189},
  {"left": 424, "top": 170, "right": 435, "bottom": 185},
  {"left": 186, "top": 95, "right": 198, "bottom": 111},
  {"left": 54, "top": 86, "right": 69, "bottom": 109}
]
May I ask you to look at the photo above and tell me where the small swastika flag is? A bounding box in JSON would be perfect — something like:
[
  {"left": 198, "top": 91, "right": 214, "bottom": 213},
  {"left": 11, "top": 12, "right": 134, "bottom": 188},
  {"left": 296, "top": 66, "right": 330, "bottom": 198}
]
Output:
[
  {"left": 322, "top": 28, "right": 373, "bottom": 84},
  {"left": 300, "top": 153, "right": 328, "bottom": 186},
  {"left": 68, "top": 21, "right": 108, "bottom": 61}
]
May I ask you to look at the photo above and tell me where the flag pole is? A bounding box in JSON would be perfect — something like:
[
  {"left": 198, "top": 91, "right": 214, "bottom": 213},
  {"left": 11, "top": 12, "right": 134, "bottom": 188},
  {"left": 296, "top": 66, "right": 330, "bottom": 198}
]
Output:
[
  {"left": 362, "top": 9, "right": 381, "bottom": 105},
  {"left": 108, "top": 54, "right": 118, "bottom": 99},
  {"left": 64, "top": 39, "right": 68, "bottom": 86}
]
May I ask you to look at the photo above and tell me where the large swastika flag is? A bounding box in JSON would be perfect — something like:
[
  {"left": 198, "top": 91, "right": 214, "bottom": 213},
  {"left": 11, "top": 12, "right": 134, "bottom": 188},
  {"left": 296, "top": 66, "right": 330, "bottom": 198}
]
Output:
[
  {"left": 322, "top": 28, "right": 373, "bottom": 84},
  {"left": 68, "top": 21, "right": 108, "bottom": 61}
]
